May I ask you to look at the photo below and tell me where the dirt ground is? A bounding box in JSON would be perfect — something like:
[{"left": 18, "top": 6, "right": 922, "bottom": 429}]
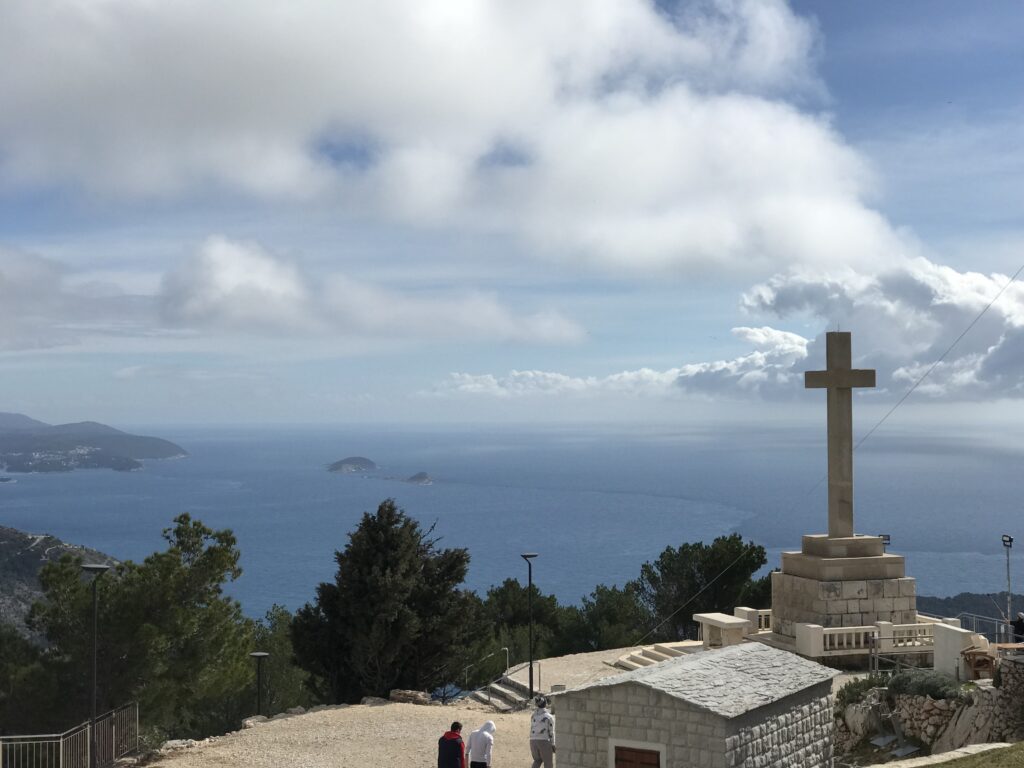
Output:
[{"left": 152, "top": 701, "right": 533, "bottom": 768}]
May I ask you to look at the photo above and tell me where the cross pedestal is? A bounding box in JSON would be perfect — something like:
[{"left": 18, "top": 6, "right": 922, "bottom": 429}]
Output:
[{"left": 769, "top": 332, "right": 917, "bottom": 655}]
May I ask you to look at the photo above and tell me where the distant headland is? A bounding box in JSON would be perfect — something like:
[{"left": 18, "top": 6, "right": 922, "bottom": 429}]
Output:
[{"left": 0, "top": 412, "right": 187, "bottom": 473}]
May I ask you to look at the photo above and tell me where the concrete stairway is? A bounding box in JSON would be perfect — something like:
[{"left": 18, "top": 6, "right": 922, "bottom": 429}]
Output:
[
  {"left": 613, "top": 641, "right": 702, "bottom": 671},
  {"left": 468, "top": 674, "right": 531, "bottom": 713}
]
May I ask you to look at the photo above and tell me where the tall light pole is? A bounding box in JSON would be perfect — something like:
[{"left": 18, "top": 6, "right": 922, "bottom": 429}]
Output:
[
  {"left": 81, "top": 563, "right": 110, "bottom": 768},
  {"left": 250, "top": 652, "right": 270, "bottom": 716},
  {"left": 1003, "top": 535, "right": 1014, "bottom": 639},
  {"left": 521, "top": 553, "right": 538, "bottom": 700}
]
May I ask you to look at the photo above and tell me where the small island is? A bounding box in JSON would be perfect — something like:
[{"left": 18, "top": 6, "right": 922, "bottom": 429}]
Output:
[
  {"left": 327, "top": 456, "right": 377, "bottom": 474},
  {"left": 405, "top": 472, "right": 433, "bottom": 486}
]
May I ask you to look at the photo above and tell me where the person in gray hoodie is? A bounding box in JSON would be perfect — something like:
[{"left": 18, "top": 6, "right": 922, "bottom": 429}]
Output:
[{"left": 466, "top": 720, "right": 496, "bottom": 768}]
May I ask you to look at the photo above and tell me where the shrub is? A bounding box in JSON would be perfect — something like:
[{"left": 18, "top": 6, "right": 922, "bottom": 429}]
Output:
[
  {"left": 835, "top": 675, "right": 887, "bottom": 709},
  {"left": 887, "top": 669, "right": 962, "bottom": 700}
]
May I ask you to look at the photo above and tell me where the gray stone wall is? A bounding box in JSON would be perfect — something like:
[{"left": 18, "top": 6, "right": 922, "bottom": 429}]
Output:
[
  {"left": 554, "top": 682, "right": 833, "bottom": 768},
  {"left": 772, "top": 571, "right": 917, "bottom": 636},
  {"left": 727, "top": 686, "right": 834, "bottom": 768},
  {"left": 555, "top": 683, "right": 727, "bottom": 768}
]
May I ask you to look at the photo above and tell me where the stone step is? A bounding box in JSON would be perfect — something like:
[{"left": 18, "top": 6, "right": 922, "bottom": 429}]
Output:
[
  {"left": 653, "top": 643, "right": 685, "bottom": 658},
  {"left": 469, "top": 690, "right": 512, "bottom": 713},
  {"left": 500, "top": 674, "right": 532, "bottom": 698},
  {"left": 641, "top": 648, "right": 671, "bottom": 662},
  {"left": 615, "top": 658, "right": 642, "bottom": 671},
  {"left": 627, "top": 653, "right": 656, "bottom": 667},
  {"left": 487, "top": 682, "right": 528, "bottom": 707}
]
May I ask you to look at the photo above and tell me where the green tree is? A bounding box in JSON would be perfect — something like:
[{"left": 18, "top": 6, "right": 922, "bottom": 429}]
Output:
[
  {"left": 291, "top": 499, "right": 482, "bottom": 703},
  {"left": 578, "top": 583, "right": 651, "bottom": 650},
  {"left": 28, "top": 514, "right": 256, "bottom": 741},
  {"left": 631, "top": 534, "right": 768, "bottom": 641},
  {"left": 252, "top": 605, "right": 316, "bottom": 715},
  {"left": 0, "top": 624, "right": 56, "bottom": 734}
]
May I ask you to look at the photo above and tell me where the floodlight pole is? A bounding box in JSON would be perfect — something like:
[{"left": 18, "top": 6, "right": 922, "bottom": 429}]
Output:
[
  {"left": 81, "top": 564, "right": 110, "bottom": 768},
  {"left": 521, "top": 553, "right": 538, "bottom": 700},
  {"left": 250, "top": 652, "right": 270, "bottom": 716}
]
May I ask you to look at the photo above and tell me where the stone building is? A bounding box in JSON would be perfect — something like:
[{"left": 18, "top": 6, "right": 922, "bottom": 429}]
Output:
[{"left": 552, "top": 643, "right": 836, "bottom": 768}]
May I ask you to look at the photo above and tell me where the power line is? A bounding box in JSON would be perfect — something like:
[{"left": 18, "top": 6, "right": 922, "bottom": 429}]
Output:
[
  {"left": 630, "top": 547, "right": 753, "bottom": 647},
  {"left": 854, "top": 261, "right": 1024, "bottom": 451}
]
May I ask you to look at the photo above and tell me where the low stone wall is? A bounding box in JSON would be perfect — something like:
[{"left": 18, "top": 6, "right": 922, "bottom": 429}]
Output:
[
  {"left": 837, "top": 657, "right": 1024, "bottom": 756},
  {"left": 892, "top": 695, "right": 957, "bottom": 743}
]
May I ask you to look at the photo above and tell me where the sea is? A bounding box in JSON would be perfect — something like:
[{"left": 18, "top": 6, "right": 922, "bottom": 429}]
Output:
[{"left": 0, "top": 424, "right": 1019, "bottom": 620}]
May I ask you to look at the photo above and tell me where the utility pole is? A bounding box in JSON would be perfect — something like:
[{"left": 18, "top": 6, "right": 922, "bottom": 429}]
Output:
[{"left": 1003, "top": 535, "right": 1014, "bottom": 639}]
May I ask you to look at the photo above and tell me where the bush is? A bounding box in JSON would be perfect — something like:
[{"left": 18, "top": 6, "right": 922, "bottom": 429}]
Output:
[
  {"left": 835, "top": 675, "right": 887, "bottom": 709},
  {"left": 887, "top": 669, "right": 962, "bottom": 700}
]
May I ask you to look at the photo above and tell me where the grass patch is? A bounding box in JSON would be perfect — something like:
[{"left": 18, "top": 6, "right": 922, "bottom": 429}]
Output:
[{"left": 934, "top": 742, "right": 1024, "bottom": 767}]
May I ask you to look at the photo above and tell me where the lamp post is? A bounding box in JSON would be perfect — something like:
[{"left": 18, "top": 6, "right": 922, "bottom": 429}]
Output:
[
  {"left": 250, "top": 652, "right": 270, "bottom": 716},
  {"left": 81, "top": 563, "right": 110, "bottom": 768},
  {"left": 521, "top": 553, "right": 538, "bottom": 700},
  {"left": 1003, "top": 535, "right": 1014, "bottom": 639}
]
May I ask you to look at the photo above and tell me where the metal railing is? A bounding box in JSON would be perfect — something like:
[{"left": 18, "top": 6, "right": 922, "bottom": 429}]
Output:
[
  {"left": 955, "top": 612, "right": 1011, "bottom": 642},
  {"left": 0, "top": 702, "right": 138, "bottom": 768}
]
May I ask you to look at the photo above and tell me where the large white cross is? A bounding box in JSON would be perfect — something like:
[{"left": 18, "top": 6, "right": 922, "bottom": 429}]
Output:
[{"left": 805, "top": 332, "right": 875, "bottom": 539}]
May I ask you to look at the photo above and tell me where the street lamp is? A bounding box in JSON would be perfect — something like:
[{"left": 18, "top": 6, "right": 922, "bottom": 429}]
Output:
[
  {"left": 81, "top": 563, "right": 110, "bottom": 768},
  {"left": 521, "top": 553, "right": 538, "bottom": 700},
  {"left": 249, "top": 652, "right": 270, "bottom": 716},
  {"left": 1003, "top": 535, "right": 1014, "bottom": 638}
]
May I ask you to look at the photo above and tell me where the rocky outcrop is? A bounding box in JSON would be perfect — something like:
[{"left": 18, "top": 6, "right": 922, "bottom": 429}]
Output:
[
  {"left": 0, "top": 526, "right": 117, "bottom": 637},
  {"left": 389, "top": 689, "right": 431, "bottom": 705}
]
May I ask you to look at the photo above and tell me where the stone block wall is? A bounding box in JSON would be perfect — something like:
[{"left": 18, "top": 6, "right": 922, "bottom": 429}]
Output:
[
  {"left": 555, "top": 682, "right": 834, "bottom": 768},
  {"left": 772, "top": 571, "right": 917, "bottom": 637},
  {"left": 727, "top": 687, "right": 833, "bottom": 768},
  {"left": 554, "top": 683, "right": 728, "bottom": 768}
]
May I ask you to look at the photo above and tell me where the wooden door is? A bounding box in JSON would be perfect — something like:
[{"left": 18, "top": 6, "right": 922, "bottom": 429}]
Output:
[{"left": 614, "top": 746, "right": 661, "bottom": 768}]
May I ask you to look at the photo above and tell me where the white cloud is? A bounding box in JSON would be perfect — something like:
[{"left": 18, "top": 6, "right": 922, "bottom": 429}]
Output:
[
  {"left": 160, "top": 236, "right": 585, "bottom": 343},
  {"left": 161, "top": 237, "right": 314, "bottom": 331},
  {"left": 443, "top": 326, "right": 808, "bottom": 398},
  {"left": 0, "top": 0, "right": 907, "bottom": 274},
  {"left": 743, "top": 257, "right": 1024, "bottom": 399},
  {"left": 0, "top": 247, "right": 153, "bottom": 350},
  {"left": 0, "top": 238, "right": 582, "bottom": 351}
]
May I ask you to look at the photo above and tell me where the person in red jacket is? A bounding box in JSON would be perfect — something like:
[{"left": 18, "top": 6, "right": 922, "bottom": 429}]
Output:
[{"left": 438, "top": 721, "right": 467, "bottom": 768}]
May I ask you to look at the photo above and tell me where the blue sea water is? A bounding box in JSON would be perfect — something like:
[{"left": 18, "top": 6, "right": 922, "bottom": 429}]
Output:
[{"left": 0, "top": 425, "right": 1019, "bottom": 618}]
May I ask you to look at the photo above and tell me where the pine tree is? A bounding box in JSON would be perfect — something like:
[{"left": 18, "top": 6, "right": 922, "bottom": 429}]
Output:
[{"left": 291, "top": 499, "right": 479, "bottom": 702}]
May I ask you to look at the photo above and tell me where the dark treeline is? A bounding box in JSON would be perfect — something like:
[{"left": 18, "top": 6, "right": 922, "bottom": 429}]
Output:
[{"left": 0, "top": 499, "right": 768, "bottom": 745}]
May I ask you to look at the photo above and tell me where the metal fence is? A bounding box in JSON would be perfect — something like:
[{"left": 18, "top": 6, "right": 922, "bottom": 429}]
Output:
[{"left": 0, "top": 702, "right": 137, "bottom": 768}]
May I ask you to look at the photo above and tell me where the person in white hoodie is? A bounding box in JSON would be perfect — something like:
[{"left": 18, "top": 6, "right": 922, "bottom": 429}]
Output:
[{"left": 466, "top": 720, "right": 496, "bottom": 768}]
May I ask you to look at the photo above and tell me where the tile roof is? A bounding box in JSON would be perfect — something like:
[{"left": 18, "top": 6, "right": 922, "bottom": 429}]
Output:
[{"left": 556, "top": 643, "right": 836, "bottom": 719}]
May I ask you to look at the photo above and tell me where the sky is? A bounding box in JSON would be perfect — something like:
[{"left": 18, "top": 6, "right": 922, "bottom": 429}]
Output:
[{"left": 0, "top": 0, "right": 1022, "bottom": 428}]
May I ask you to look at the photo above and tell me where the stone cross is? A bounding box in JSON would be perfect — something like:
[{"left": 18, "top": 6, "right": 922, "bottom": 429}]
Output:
[{"left": 805, "top": 332, "right": 875, "bottom": 539}]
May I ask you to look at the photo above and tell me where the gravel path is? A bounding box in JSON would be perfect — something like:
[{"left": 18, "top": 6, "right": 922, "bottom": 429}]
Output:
[{"left": 153, "top": 702, "right": 532, "bottom": 768}]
